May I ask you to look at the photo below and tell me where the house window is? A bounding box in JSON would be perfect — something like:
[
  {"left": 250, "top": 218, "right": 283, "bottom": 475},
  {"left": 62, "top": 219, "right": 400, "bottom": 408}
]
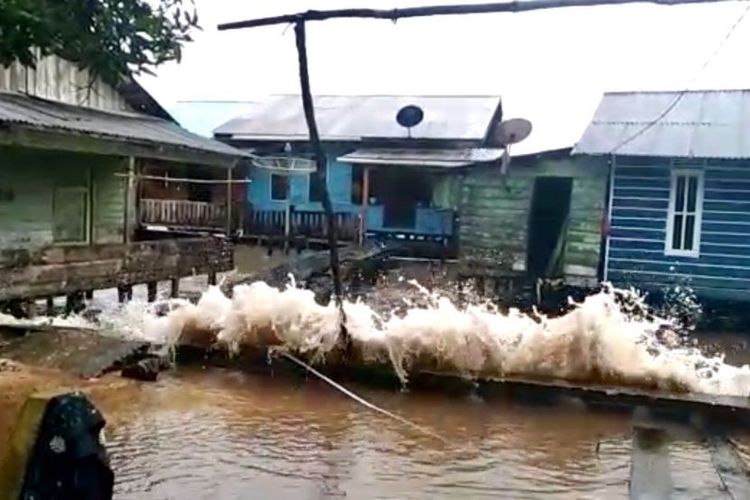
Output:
[
  {"left": 270, "top": 174, "right": 288, "bottom": 201},
  {"left": 666, "top": 169, "right": 703, "bottom": 257},
  {"left": 309, "top": 162, "right": 327, "bottom": 203},
  {"left": 53, "top": 186, "right": 89, "bottom": 244}
]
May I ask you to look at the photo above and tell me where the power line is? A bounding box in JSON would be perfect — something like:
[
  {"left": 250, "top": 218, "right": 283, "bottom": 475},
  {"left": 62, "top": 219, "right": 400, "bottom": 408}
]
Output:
[{"left": 610, "top": 1, "right": 750, "bottom": 154}]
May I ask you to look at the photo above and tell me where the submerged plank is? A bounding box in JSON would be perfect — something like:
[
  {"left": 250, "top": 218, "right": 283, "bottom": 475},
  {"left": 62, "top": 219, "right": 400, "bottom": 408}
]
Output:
[
  {"left": 707, "top": 436, "right": 750, "bottom": 499},
  {"left": 630, "top": 424, "right": 673, "bottom": 499}
]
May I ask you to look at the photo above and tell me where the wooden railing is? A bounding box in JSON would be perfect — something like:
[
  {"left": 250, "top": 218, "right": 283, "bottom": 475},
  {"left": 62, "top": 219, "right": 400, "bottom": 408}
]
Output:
[
  {"left": 244, "top": 209, "right": 360, "bottom": 242},
  {"left": 140, "top": 198, "right": 227, "bottom": 230}
]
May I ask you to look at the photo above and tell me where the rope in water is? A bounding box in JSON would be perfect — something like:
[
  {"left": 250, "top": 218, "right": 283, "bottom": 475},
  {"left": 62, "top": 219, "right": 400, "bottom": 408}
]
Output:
[{"left": 278, "top": 351, "right": 449, "bottom": 445}]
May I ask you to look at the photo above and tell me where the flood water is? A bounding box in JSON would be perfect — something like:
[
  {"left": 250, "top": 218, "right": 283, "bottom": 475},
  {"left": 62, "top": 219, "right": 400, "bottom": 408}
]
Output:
[
  {"left": 3, "top": 254, "right": 750, "bottom": 498},
  {"left": 0, "top": 364, "right": 740, "bottom": 499}
]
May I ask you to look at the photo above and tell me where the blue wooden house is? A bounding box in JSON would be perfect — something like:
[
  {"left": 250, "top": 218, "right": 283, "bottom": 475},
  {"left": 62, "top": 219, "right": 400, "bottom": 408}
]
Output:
[
  {"left": 213, "top": 95, "right": 505, "bottom": 253},
  {"left": 574, "top": 89, "right": 750, "bottom": 302}
]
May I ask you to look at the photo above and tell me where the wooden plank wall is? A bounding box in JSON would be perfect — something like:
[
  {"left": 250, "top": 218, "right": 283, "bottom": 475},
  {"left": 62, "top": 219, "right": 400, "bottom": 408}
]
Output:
[
  {"left": 0, "top": 147, "right": 127, "bottom": 249},
  {"left": 458, "top": 155, "right": 608, "bottom": 285},
  {"left": 0, "top": 53, "right": 131, "bottom": 112},
  {"left": 0, "top": 237, "right": 233, "bottom": 301}
]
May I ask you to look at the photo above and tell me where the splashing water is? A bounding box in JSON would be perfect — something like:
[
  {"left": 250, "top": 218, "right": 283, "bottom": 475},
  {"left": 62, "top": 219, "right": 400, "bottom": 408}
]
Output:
[{"left": 104, "top": 278, "right": 748, "bottom": 399}]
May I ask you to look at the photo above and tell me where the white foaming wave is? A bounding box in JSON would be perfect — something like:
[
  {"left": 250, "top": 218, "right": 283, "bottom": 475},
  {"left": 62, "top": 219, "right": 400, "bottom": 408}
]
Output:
[{"left": 112, "top": 279, "right": 750, "bottom": 398}]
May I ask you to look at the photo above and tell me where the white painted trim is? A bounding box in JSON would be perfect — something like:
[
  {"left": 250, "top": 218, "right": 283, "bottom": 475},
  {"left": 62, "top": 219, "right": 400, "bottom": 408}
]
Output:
[
  {"left": 613, "top": 207, "right": 668, "bottom": 213},
  {"left": 703, "top": 220, "right": 750, "bottom": 226},
  {"left": 614, "top": 175, "right": 670, "bottom": 181},
  {"left": 614, "top": 186, "right": 672, "bottom": 192},
  {"left": 702, "top": 241, "right": 750, "bottom": 249},
  {"left": 614, "top": 216, "right": 667, "bottom": 223},
  {"left": 269, "top": 173, "right": 288, "bottom": 201},
  {"left": 613, "top": 196, "right": 668, "bottom": 202},
  {"left": 664, "top": 167, "right": 704, "bottom": 258},
  {"left": 609, "top": 257, "right": 750, "bottom": 272},
  {"left": 610, "top": 226, "right": 664, "bottom": 232},
  {"left": 610, "top": 247, "right": 750, "bottom": 260},
  {"left": 704, "top": 188, "right": 750, "bottom": 195},
  {"left": 703, "top": 209, "right": 750, "bottom": 216},
  {"left": 610, "top": 237, "right": 664, "bottom": 244},
  {"left": 608, "top": 268, "right": 750, "bottom": 283},
  {"left": 701, "top": 230, "right": 749, "bottom": 236}
]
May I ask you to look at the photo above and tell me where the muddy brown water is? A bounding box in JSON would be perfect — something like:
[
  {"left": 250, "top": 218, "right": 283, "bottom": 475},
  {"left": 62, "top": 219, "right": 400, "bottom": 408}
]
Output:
[{"left": 2, "top": 364, "right": 749, "bottom": 499}]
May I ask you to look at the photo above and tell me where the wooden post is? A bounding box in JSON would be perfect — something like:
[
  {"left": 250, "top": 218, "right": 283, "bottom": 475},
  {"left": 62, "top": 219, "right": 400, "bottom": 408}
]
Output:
[
  {"left": 45, "top": 297, "right": 54, "bottom": 315},
  {"left": 294, "top": 20, "right": 349, "bottom": 350},
  {"left": 226, "top": 166, "right": 233, "bottom": 236},
  {"left": 208, "top": 271, "right": 217, "bottom": 286},
  {"left": 117, "top": 285, "right": 132, "bottom": 303},
  {"left": 84, "top": 290, "right": 94, "bottom": 300},
  {"left": 170, "top": 278, "right": 180, "bottom": 298},
  {"left": 284, "top": 202, "right": 292, "bottom": 254},
  {"left": 360, "top": 166, "right": 369, "bottom": 246},
  {"left": 124, "top": 157, "right": 136, "bottom": 244},
  {"left": 146, "top": 282, "right": 157, "bottom": 302}
]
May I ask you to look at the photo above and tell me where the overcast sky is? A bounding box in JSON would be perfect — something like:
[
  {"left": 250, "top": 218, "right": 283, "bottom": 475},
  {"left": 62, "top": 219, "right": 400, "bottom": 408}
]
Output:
[{"left": 139, "top": 0, "right": 750, "bottom": 153}]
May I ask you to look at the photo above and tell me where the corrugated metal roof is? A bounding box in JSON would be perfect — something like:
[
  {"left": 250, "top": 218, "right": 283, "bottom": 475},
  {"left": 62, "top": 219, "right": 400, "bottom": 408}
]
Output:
[
  {"left": 213, "top": 95, "right": 502, "bottom": 142},
  {"left": 0, "top": 92, "right": 248, "bottom": 160},
  {"left": 337, "top": 148, "right": 504, "bottom": 168},
  {"left": 573, "top": 89, "right": 750, "bottom": 159}
]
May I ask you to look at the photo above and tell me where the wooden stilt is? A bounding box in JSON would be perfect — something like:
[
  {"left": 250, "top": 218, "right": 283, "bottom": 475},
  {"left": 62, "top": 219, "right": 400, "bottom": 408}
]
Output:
[
  {"left": 146, "top": 282, "right": 157, "bottom": 302},
  {"left": 65, "top": 292, "right": 83, "bottom": 315},
  {"left": 208, "top": 271, "right": 217, "bottom": 286},
  {"left": 46, "top": 297, "right": 54, "bottom": 315},
  {"left": 170, "top": 278, "right": 180, "bottom": 299},
  {"left": 84, "top": 290, "right": 94, "bottom": 300}
]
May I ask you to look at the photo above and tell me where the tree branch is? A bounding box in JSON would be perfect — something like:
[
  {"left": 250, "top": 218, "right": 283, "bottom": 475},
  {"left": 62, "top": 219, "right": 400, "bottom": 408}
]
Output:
[{"left": 219, "top": 0, "right": 734, "bottom": 31}]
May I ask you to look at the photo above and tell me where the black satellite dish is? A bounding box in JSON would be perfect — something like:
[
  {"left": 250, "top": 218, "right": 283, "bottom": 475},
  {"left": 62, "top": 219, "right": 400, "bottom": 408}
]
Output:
[{"left": 396, "top": 105, "right": 424, "bottom": 137}]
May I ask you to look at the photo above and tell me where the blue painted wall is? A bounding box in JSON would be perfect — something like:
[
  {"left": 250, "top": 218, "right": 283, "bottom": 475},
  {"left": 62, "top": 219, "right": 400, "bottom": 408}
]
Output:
[
  {"left": 605, "top": 156, "right": 750, "bottom": 301},
  {"left": 248, "top": 154, "right": 454, "bottom": 236}
]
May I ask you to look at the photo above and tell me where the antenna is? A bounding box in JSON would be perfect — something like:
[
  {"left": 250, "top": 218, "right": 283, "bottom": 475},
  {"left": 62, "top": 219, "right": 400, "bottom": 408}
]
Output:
[{"left": 396, "top": 105, "right": 424, "bottom": 138}]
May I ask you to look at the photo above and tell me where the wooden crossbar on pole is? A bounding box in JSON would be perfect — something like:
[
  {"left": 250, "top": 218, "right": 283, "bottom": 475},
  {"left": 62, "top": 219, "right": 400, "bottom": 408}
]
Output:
[{"left": 218, "top": 0, "right": 736, "bottom": 31}]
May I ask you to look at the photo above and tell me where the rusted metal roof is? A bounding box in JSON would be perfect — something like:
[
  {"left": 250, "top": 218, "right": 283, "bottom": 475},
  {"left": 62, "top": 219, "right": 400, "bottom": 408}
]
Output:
[
  {"left": 0, "top": 92, "right": 248, "bottom": 161},
  {"left": 573, "top": 89, "right": 750, "bottom": 159},
  {"left": 337, "top": 148, "right": 504, "bottom": 168},
  {"left": 213, "top": 94, "right": 502, "bottom": 142}
]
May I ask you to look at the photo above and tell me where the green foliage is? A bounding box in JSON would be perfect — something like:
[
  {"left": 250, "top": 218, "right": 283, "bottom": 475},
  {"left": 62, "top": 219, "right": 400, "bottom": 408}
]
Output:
[{"left": 0, "top": 0, "right": 199, "bottom": 84}]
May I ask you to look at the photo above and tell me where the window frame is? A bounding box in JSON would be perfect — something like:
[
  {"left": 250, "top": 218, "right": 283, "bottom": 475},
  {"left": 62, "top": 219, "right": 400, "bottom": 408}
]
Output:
[
  {"left": 664, "top": 168, "right": 704, "bottom": 258},
  {"left": 269, "top": 173, "right": 289, "bottom": 202}
]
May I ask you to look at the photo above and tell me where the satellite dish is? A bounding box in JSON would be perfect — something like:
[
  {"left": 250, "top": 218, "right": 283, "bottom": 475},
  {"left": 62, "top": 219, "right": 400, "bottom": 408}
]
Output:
[
  {"left": 491, "top": 118, "right": 532, "bottom": 146},
  {"left": 396, "top": 105, "right": 424, "bottom": 137}
]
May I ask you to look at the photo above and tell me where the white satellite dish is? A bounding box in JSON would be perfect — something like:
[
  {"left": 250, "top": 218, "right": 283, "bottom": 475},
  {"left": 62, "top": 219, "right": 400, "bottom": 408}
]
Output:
[
  {"left": 488, "top": 118, "right": 532, "bottom": 176},
  {"left": 493, "top": 118, "right": 533, "bottom": 146}
]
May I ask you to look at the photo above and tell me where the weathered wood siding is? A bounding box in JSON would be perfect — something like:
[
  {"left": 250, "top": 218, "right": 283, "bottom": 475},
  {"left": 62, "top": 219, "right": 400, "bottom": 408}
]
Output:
[
  {"left": 458, "top": 156, "right": 607, "bottom": 284},
  {"left": 0, "top": 53, "right": 131, "bottom": 112},
  {"left": 607, "top": 156, "right": 750, "bottom": 301},
  {"left": 0, "top": 147, "right": 126, "bottom": 249},
  {"left": 0, "top": 237, "right": 233, "bottom": 301}
]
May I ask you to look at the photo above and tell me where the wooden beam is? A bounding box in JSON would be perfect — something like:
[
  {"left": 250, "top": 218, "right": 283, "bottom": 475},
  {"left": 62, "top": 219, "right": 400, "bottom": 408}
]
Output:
[
  {"left": 219, "top": 0, "right": 732, "bottom": 30},
  {"left": 226, "top": 167, "right": 233, "bottom": 236},
  {"left": 294, "top": 21, "right": 350, "bottom": 349},
  {"left": 124, "top": 157, "right": 136, "bottom": 244},
  {"left": 360, "top": 166, "right": 370, "bottom": 246}
]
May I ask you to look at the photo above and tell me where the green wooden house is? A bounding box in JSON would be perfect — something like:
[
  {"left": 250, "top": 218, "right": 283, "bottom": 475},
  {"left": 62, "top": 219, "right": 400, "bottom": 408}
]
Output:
[
  {"left": 457, "top": 148, "right": 608, "bottom": 293},
  {"left": 0, "top": 55, "right": 247, "bottom": 307}
]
